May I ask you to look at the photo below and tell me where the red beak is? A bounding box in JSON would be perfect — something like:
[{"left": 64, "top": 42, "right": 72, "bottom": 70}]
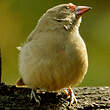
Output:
[{"left": 76, "top": 6, "right": 92, "bottom": 17}]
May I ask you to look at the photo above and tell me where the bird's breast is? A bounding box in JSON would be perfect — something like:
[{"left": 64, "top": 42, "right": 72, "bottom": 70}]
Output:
[{"left": 19, "top": 31, "right": 88, "bottom": 90}]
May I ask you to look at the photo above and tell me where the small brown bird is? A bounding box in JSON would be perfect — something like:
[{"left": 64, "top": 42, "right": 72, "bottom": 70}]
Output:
[{"left": 17, "top": 3, "right": 91, "bottom": 104}]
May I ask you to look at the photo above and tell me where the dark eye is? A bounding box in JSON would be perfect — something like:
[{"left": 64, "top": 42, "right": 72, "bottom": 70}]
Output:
[{"left": 64, "top": 6, "right": 69, "bottom": 10}]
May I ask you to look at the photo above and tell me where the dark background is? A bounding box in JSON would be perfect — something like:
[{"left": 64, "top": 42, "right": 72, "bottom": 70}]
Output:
[{"left": 0, "top": 0, "right": 110, "bottom": 86}]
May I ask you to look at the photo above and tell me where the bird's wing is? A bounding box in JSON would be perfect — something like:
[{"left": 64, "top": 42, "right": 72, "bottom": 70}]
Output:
[{"left": 27, "top": 28, "right": 38, "bottom": 42}]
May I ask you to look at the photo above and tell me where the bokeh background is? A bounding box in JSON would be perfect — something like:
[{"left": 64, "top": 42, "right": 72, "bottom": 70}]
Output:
[{"left": 0, "top": 0, "right": 110, "bottom": 86}]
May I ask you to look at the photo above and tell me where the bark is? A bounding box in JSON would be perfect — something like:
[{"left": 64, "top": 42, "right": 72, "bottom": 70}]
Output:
[{"left": 0, "top": 83, "right": 110, "bottom": 110}]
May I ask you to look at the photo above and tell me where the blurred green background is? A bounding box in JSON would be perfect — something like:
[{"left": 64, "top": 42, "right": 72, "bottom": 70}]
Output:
[{"left": 0, "top": 0, "right": 110, "bottom": 86}]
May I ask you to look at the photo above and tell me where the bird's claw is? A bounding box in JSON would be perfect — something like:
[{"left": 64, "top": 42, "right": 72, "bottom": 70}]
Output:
[
  {"left": 64, "top": 87, "right": 77, "bottom": 105},
  {"left": 31, "top": 89, "right": 41, "bottom": 107}
]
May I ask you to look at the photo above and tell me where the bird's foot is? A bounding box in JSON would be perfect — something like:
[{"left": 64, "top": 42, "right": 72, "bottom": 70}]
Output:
[
  {"left": 31, "top": 89, "right": 41, "bottom": 107},
  {"left": 64, "top": 87, "right": 77, "bottom": 105}
]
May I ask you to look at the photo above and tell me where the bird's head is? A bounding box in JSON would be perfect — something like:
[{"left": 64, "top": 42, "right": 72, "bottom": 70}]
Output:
[{"left": 37, "top": 3, "right": 91, "bottom": 32}]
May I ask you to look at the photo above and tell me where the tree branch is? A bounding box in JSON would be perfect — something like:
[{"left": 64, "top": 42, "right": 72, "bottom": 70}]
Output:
[{"left": 0, "top": 83, "right": 110, "bottom": 109}]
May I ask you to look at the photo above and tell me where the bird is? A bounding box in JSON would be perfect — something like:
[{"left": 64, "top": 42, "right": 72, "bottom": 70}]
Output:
[{"left": 16, "top": 3, "right": 91, "bottom": 105}]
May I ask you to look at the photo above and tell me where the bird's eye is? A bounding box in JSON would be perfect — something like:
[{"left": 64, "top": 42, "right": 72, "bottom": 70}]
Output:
[{"left": 65, "top": 6, "right": 69, "bottom": 9}]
